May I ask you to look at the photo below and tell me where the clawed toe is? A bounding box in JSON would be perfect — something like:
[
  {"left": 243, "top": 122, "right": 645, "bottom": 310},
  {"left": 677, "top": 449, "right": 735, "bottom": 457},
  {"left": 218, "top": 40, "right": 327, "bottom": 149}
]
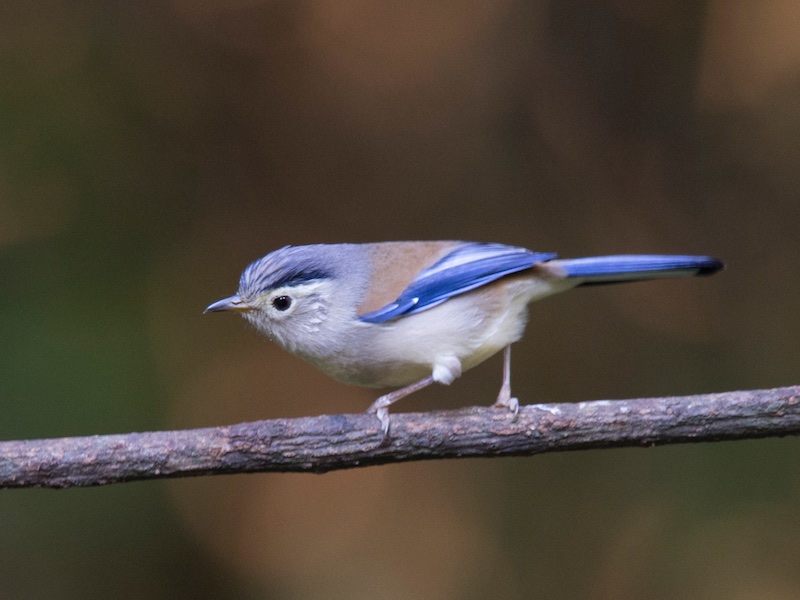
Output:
[{"left": 493, "top": 395, "right": 520, "bottom": 421}]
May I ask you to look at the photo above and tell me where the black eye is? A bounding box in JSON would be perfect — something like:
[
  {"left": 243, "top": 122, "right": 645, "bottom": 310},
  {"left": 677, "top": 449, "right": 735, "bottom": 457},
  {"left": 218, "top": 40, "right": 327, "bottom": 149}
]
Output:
[{"left": 272, "top": 295, "right": 292, "bottom": 311}]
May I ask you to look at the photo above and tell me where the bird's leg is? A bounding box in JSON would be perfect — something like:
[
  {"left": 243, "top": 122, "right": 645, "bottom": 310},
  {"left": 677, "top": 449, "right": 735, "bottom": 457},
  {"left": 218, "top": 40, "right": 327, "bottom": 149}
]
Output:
[
  {"left": 368, "top": 375, "right": 436, "bottom": 439},
  {"left": 492, "top": 345, "right": 519, "bottom": 419}
]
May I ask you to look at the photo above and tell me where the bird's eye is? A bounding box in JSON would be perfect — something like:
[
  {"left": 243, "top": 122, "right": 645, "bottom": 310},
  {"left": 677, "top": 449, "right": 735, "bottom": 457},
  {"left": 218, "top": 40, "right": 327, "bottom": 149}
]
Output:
[{"left": 272, "top": 295, "right": 292, "bottom": 311}]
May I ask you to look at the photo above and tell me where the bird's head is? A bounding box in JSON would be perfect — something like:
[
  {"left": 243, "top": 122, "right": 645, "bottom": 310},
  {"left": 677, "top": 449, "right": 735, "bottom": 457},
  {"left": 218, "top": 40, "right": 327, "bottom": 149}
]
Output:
[{"left": 204, "top": 245, "right": 365, "bottom": 355}]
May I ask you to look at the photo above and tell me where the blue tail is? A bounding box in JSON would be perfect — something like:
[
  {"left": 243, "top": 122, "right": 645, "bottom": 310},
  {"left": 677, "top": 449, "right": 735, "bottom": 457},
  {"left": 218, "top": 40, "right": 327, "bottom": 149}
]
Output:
[{"left": 555, "top": 255, "right": 724, "bottom": 284}]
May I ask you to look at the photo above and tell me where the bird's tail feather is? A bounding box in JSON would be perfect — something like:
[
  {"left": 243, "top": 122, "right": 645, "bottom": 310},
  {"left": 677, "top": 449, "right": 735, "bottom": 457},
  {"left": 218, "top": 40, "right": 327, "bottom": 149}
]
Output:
[{"left": 551, "top": 255, "right": 724, "bottom": 285}]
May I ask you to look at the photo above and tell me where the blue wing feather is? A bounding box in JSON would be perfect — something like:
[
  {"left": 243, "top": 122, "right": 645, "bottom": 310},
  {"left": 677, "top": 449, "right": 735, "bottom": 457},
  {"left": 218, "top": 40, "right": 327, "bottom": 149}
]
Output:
[{"left": 360, "top": 243, "right": 555, "bottom": 323}]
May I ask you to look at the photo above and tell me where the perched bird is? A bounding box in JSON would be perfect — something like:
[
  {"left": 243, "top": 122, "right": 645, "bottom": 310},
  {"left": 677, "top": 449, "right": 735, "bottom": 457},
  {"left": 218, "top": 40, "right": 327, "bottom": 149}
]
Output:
[{"left": 205, "top": 241, "right": 723, "bottom": 436}]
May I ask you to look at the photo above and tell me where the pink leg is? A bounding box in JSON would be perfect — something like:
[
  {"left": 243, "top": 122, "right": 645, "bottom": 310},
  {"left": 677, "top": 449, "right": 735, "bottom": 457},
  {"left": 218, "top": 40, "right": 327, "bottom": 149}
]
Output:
[
  {"left": 368, "top": 376, "right": 436, "bottom": 438},
  {"left": 492, "top": 345, "right": 519, "bottom": 418}
]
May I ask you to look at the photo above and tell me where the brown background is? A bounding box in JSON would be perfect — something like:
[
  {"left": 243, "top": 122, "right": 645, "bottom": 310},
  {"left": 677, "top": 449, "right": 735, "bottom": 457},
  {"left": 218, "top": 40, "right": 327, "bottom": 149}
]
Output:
[{"left": 1, "top": 2, "right": 799, "bottom": 598}]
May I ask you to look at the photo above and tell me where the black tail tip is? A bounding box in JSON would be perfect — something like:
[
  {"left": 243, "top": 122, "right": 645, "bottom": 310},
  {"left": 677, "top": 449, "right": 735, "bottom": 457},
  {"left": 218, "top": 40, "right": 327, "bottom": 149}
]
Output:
[{"left": 698, "top": 258, "right": 725, "bottom": 276}]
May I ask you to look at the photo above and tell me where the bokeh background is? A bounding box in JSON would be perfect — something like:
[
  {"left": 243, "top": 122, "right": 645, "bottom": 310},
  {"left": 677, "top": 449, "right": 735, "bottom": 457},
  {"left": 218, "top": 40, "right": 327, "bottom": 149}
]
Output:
[{"left": 2, "top": 1, "right": 799, "bottom": 598}]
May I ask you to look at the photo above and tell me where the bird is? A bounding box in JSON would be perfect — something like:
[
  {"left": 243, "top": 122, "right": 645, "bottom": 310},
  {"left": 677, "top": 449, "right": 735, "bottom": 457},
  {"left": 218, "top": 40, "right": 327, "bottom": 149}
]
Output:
[{"left": 205, "top": 241, "right": 723, "bottom": 437}]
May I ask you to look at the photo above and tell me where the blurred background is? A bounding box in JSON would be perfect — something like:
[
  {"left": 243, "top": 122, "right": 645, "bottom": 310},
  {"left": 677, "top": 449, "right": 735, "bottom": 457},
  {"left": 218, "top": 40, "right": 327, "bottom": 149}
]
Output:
[{"left": 1, "top": 1, "right": 799, "bottom": 598}]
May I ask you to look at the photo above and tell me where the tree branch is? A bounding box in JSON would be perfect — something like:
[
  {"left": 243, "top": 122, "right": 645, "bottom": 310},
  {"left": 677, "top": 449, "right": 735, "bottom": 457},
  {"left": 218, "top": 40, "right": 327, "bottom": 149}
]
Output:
[{"left": 1, "top": 385, "right": 798, "bottom": 489}]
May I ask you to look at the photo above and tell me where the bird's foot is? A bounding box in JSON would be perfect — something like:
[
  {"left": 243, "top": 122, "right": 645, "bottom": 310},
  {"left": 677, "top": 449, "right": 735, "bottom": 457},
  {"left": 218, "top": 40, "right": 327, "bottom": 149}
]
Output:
[
  {"left": 493, "top": 392, "right": 520, "bottom": 421},
  {"left": 367, "top": 396, "right": 392, "bottom": 443}
]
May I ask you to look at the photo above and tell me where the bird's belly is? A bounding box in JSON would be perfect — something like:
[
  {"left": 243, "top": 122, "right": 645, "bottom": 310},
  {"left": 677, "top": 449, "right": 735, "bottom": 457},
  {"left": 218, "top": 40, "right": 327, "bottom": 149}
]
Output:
[
  {"left": 302, "top": 350, "right": 433, "bottom": 389},
  {"left": 299, "top": 276, "right": 573, "bottom": 389},
  {"left": 348, "top": 287, "right": 535, "bottom": 387}
]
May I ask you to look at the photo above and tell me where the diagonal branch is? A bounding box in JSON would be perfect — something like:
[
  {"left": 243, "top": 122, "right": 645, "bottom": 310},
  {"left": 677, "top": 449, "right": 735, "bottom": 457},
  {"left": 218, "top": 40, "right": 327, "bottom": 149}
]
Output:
[{"left": 1, "top": 385, "right": 798, "bottom": 489}]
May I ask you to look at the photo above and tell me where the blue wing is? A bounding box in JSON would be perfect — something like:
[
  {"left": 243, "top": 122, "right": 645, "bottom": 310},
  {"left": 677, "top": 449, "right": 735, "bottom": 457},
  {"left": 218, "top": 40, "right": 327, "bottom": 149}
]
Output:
[{"left": 359, "top": 243, "right": 555, "bottom": 323}]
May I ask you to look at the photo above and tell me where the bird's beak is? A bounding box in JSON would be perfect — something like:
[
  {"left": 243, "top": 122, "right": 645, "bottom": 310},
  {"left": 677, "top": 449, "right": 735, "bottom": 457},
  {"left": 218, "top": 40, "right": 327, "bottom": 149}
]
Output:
[{"left": 204, "top": 295, "right": 252, "bottom": 314}]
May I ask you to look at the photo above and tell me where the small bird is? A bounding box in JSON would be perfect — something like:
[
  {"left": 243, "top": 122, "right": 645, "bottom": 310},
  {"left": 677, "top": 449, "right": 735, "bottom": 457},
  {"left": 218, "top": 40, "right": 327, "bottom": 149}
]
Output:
[{"left": 205, "top": 242, "right": 723, "bottom": 436}]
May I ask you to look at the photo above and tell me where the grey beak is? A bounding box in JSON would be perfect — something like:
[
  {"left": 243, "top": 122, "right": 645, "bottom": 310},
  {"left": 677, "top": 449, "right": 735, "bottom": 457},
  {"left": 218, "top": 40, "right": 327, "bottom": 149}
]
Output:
[{"left": 204, "top": 295, "right": 251, "bottom": 314}]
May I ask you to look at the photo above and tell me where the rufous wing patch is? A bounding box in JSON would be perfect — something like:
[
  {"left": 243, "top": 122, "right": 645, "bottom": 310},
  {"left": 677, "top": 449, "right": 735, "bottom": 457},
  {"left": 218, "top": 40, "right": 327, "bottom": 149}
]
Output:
[{"left": 357, "top": 241, "right": 461, "bottom": 316}]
